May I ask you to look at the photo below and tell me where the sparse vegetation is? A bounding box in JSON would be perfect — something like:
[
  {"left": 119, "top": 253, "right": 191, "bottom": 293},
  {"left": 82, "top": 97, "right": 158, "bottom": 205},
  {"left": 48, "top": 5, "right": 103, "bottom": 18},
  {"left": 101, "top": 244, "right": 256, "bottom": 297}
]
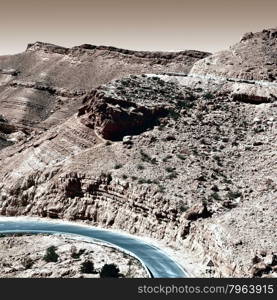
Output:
[
  {"left": 71, "top": 246, "right": 86, "bottom": 259},
  {"left": 227, "top": 191, "right": 242, "bottom": 200},
  {"left": 176, "top": 154, "right": 186, "bottom": 160},
  {"left": 114, "top": 163, "right": 123, "bottom": 169},
  {"left": 138, "top": 178, "right": 154, "bottom": 184},
  {"left": 100, "top": 263, "right": 120, "bottom": 278},
  {"left": 165, "top": 167, "right": 175, "bottom": 173},
  {"left": 80, "top": 260, "right": 95, "bottom": 274},
  {"left": 157, "top": 184, "right": 165, "bottom": 193},
  {"left": 140, "top": 150, "right": 157, "bottom": 164},
  {"left": 21, "top": 257, "right": 34, "bottom": 269},
  {"left": 202, "top": 199, "right": 208, "bottom": 206},
  {"left": 211, "top": 192, "right": 221, "bottom": 201},
  {"left": 158, "top": 124, "right": 165, "bottom": 131},
  {"left": 168, "top": 108, "right": 180, "bottom": 120},
  {"left": 137, "top": 164, "right": 145, "bottom": 170},
  {"left": 265, "top": 178, "right": 275, "bottom": 190},
  {"left": 162, "top": 155, "right": 172, "bottom": 162},
  {"left": 223, "top": 178, "right": 233, "bottom": 184},
  {"left": 0, "top": 28, "right": 274, "bottom": 280},
  {"left": 175, "top": 99, "right": 194, "bottom": 110},
  {"left": 203, "top": 92, "right": 214, "bottom": 99},
  {"left": 177, "top": 201, "right": 188, "bottom": 212},
  {"left": 166, "top": 172, "right": 178, "bottom": 179},
  {"left": 43, "top": 246, "right": 59, "bottom": 263}
]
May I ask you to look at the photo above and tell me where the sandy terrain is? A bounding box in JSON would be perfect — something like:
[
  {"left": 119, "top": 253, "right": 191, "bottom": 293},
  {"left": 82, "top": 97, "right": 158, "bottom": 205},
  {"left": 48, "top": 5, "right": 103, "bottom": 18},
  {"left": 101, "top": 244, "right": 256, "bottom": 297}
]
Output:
[{"left": 0, "top": 233, "right": 148, "bottom": 278}]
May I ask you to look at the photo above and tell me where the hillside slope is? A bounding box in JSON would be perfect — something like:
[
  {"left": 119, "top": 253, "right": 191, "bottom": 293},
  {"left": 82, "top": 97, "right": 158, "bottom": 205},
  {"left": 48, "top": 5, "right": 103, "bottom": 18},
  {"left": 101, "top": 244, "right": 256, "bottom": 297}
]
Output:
[
  {"left": 0, "top": 43, "right": 209, "bottom": 150},
  {"left": 190, "top": 27, "right": 277, "bottom": 82},
  {"left": 0, "top": 29, "right": 276, "bottom": 277}
]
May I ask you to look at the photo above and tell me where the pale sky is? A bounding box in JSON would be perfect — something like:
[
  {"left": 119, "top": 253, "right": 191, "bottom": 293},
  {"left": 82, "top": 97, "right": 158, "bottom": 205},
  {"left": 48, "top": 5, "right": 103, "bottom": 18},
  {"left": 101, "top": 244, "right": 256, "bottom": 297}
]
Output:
[{"left": 0, "top": 0, "right": 276, "bottom": 55}]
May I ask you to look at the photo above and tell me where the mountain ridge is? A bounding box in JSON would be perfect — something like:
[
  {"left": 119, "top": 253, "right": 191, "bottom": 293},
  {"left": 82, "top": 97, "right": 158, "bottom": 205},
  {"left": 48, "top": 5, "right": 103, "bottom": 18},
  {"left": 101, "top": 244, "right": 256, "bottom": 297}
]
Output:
[{"left": 0, "top": 27, "right": 276, "bottom": 278}]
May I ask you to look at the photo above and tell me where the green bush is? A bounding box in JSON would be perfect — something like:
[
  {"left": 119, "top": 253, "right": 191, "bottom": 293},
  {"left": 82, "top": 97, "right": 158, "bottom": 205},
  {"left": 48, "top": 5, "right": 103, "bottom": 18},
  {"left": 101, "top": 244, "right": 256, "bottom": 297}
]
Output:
[
  {"left": 80, "top": 260, "right": 95, "bottom": 274},
  {"left": 100, "top": 263, "right": 120, "bottom": 278},
  {"left": 43, "top": 246, "right": 59, "bottom": 263},
  {"left": 71, "top": 248, "right": 86, "bottom": 259}
]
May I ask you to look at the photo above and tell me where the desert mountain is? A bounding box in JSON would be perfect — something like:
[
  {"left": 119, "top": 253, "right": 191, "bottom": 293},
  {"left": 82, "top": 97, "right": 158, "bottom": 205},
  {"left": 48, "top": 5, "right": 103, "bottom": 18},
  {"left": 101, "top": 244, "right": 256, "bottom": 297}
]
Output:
[
  {"left": 190, "top": 27, "right": 277, "bottom": 82},
  {"left": 0, "top": 28, "right": 276, "bottom": 277},
  {"left": 0, "top": 42, "right": 208, "bottom": 132}
]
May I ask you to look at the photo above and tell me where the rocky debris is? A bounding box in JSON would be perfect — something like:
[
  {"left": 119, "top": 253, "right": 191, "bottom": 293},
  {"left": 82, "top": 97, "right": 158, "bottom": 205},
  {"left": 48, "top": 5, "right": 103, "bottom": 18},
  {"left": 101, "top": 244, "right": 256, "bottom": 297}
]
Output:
[
  {"left": 231, "top": 82, "right": 277, "bottom": 104},
  {"left": 0, "top": 233, "right": 148, "bottom": 278},
  {"left": 0, "top": 117, "right": 30, "bottom": 150},
  {"left": 0, "top": 114, "right": 7, "bottom": 123},
  {"left": 9, "top": 80, "right": 86, "bottom": 97},
  {"left": 0, "top": 70, "right": 276, "bottom": 277},
  {"left": 184, "top": 203, "right": 212, "bottom": 221},
  {"left": 26, "top": 42, "right": 69, "bottom": 54},
  {"left": 0, "top": 28, "right": 276, "bottom": 278},
  {"left": 251, "top": 251, "right": 277, "bottom": 278},
  {"left": 78, "top": 75, "right": 194, "bottom": 140},
  {"left": 191, "top": 27, "right": 277, "bottom": 82},
  {"left": 0, "top": 41, "right": 208, "bottom": 139},
  {"left": 231, "top": 93, "right": 273, "bottom": 104},
  {"left": 0, "top": 68, "right": 19, "bottom": 76}
]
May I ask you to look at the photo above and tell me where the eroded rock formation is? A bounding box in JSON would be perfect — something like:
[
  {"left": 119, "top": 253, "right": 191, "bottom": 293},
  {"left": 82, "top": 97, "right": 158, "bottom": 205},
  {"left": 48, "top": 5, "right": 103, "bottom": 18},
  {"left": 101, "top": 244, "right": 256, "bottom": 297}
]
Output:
[
  {"left": 190, "top": 27, "right": 277, "bottom": 82},
  {"left": 0, "top": 28, "right": 276, "bottom": 277}
]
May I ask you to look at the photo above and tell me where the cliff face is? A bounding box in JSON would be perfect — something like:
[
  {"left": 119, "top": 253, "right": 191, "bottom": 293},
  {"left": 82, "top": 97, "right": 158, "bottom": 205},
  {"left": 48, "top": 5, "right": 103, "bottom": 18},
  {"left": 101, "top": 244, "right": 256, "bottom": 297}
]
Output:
[
  {"left": 0, "top": 42, "right": 209, "bottom": 150},
  {"left": 0, "top": 30, "right": 276, "bottom": 278},
  {"left": 0, "top": 42, "right": 209, "bottom": 128}
]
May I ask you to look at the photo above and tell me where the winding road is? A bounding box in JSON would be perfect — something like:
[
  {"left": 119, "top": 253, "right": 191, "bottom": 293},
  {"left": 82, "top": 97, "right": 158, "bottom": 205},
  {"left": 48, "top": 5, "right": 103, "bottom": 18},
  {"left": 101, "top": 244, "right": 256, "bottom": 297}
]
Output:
[{"left": 0, "top": 217, "right": 188, "bottom": 278}]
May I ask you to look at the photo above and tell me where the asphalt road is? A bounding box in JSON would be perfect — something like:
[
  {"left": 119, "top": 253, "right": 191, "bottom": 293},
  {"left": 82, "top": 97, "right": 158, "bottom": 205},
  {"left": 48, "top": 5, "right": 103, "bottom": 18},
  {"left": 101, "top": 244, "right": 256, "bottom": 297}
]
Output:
[{"left": 0, "top": 217, "right": 188, "bottom": 278}]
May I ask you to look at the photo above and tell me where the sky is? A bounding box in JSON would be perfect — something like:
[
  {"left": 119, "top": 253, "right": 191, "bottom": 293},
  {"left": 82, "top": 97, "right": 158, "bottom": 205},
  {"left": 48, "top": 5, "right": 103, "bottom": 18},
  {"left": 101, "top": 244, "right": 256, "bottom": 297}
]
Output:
[{"left": 0, "top": 0, "right": 276, "bottom": 55}]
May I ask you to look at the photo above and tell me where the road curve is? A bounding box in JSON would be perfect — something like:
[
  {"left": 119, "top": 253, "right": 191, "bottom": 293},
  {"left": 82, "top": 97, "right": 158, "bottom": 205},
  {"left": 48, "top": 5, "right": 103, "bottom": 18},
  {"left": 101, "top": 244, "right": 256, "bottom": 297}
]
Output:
[{"left": 0, "top": 217, "right": 188, "bottom": 278}]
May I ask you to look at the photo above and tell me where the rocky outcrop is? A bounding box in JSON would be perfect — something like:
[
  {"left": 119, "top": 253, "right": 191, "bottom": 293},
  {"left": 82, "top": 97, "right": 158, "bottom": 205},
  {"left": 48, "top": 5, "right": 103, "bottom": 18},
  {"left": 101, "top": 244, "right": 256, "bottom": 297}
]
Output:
[
  {"left": 0, "top": 70, "right": 275, "bottom": 277},
  {"left": 27, "top": 41, "right": 210, "bottom": 64},
  {"left": 78, "top": 75, "right": 194, "bottom": 140},
  {"left": 251, "top": 251, "right": 277, "bottom": 278},
  {"left": 191, "top": 27, "right": 277, "bottom": 82},
  {"left": 0, "top": 29, "right": 276, "bottom": 278},
  {"left": 0, "top": 41, "right": 209, "bottom": 136}
]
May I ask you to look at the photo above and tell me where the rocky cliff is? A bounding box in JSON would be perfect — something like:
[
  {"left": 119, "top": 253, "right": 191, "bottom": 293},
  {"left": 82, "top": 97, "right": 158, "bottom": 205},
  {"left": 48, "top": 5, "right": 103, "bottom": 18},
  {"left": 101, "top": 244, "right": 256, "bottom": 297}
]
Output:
[
  {"left": 0, "top": 42, "right": 209, "bottom": 150},
  {"left": 0, "top": 29, "right": 276, "bottom": 277},
  {"left": 190, "top": 27, "right": 277, "bottom": 82}
]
